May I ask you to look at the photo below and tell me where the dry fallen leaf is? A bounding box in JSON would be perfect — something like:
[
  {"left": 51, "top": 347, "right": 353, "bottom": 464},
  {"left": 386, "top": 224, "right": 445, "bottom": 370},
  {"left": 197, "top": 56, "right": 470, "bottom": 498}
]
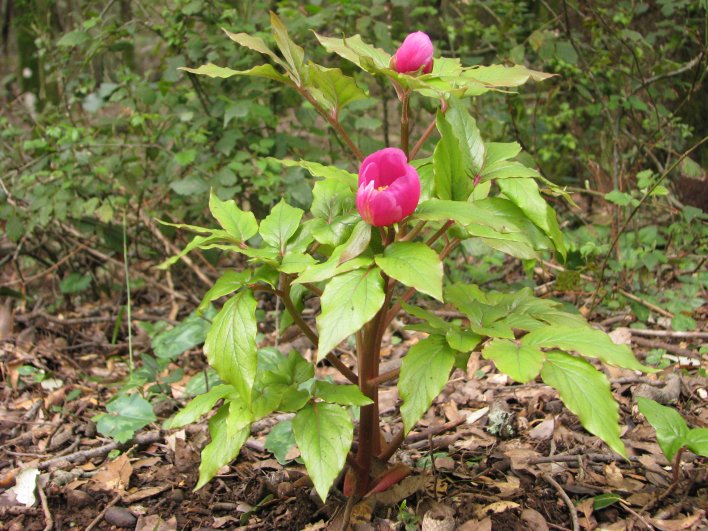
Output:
[
  {"left": 475, "top": 500, "right": 520, "bottom": 518},
  {"left": 91, "top": 453, "right": 133, "bottom": 492}
]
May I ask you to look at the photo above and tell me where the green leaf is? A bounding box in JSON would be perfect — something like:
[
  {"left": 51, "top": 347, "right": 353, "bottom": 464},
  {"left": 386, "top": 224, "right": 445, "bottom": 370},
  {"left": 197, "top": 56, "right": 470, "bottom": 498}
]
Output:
[
  {"left": 268, "top": 158, "right": 358, "bottom": 191},
  {"left": 399, "top": 336, "right": 456, "bottom": 434},
  {"left": 463, "top": 64, "right": 554, "bottom": 86},
  {"left": 446, "top": 98, "right": 485, "bottom": 179},
  {"left": 593, "top": 493, "right": 622, "bottom": 510},
  {"left": 197, "top": 270, "right": 251, "bottom": 314},
  {"left": 541, "top": 351, "right": 626, "bottom": 457},
  {"left": 269, "top": 11, "right": 305, "bottom": 82},
  {"left": 95, "top": 393, "right": 157, "bottom": 443},
  {"left": 313, "top": 381, "right": 373, "bottom": 406},
  {"left": 338, "top": 221, "right": 371, "bottom": 264},
  {"left": 222, "top": 28, "right": 286, "bottom": 68},
  {"left": 307, "top": 63, "right": 367, "bottom": 113},
  {"left": 497, "top": 178, "right": 566, "bottom": 258},
  {"left": 434, "top": 110, "right": 473, "bottom": 201},
  {"left": 311, "top": 179, "right": 355, "bottom": 221},
  {"left": 204, "top": 290, "right": 258, "bottom": 404},
  {"left": 57, "top": 30, "right": 90, "bottom": 47},
  {"left": 314, "top": 33, "right": 391, "bottom": 74},
  {"left": 152, "top": 311, "right": 213, "bottom": 360},
  {"left": 482, "top": 339, "right": 545, "bottom": 383},
  {"left": 604, "top": 190, "right": 633, "bottom": 206},
  {"left": 317, "top": 268, "right": 385, "bottom": 360},
  {"left": 163, "top": 384, "right": 234, "bottom": 429},
  {"left": 480, "top": 160, "right": 540, "bottom": 181},
  {"left": 375, "top": 242, "right": 443, "bottom": 301},
  {"left": 522, "top": 325, "right": 653, "bottom": 373},
  {"left": 59, "top": 272, "right": 91, "bottom": 294},
  {"left": 637, "top": 397, "right": 689, "bottom": 461},
  {"left": 196, "top": 402, "right": 250, "bottom": 490},
  {"left": 208, "top": 190, "right": 258, "bottom": 242},
  {"left": 180, "top": 63, "right": 291, "bottom": 84},
  {"left": 265, "top": 420, "right": 297, "bottom": 464},
  {"left": 259, "top": 200, "right": 304, "bottom": 255},
  {"left": 685, "top": 429, "right": 708, "bottom": 457},
  {"left": 293, "top": 402, "right": 353, "bottom": 501},
  {"left": 484, "top": 142, "right": 522, "bottom": 166}
]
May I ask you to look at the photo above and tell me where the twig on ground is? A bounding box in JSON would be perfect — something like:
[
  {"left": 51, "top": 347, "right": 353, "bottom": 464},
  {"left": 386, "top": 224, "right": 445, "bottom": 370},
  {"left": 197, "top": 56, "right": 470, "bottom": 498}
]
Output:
[
  {"left": 631, "top": 337, "right": 699, "bottom": 359},
  {"left": 37, "top": 479, "right": 53, "bottom": 531},
  {"left": 37, "top": 431, "right": 161, "bottom": 471},
  {"left": 530, "top": 453, "right": 637, "bottom": 465},
  {"left": 85, "top": 493, "right": 121, "bottom": 531},
  {"left": 542, "top": 473, "right": 579, "bottom": 531},
  {"left": 629, "top": 329, "right": 708, "bottom": 339}
]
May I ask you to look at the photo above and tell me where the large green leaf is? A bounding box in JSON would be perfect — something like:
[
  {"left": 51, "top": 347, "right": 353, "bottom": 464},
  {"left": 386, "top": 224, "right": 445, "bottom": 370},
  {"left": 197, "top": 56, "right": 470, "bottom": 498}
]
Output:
[
  {"left": 95, "top": 393, "right": 157, "bottom": 444},
  {"left": 204, "top": 290, "right": 258, "bottom": 403},
  {"left": 541, "top": 351, "right": 626, "bottom": 457},
  {"left": 463, "top": 64, "right": 554, "bottom": 86},
  {"left": 316, "top": 268, "right": 385, "bottom": 359},
  {"left": 497, "top": 178, "right": 566, "bottom": 258},
  {"left": 293, "top": 402, "right": 353, "bottom": 501},
  {"left": 164, "top": 384, "right": 235, "bottom": 430},
  {"left": 522, "top": 325, "right": 652, "bottom": 372},
  {"left": 151, "top": 310, "right": 214, "bottom": 360},
  {"left": 259, "top": 200, "right": 304, "bottom": 255},
  {"left": 208, "top": 190, "right": 258, "bottom": 242},
  {"left": 375, "top": 242, "right": 443, "bottom": 301},
  {"left": 307, "top": 63, "right": 367, "bottom": 113},
  {"left": 482, "top": 339, "right": 545, "bottom": 383},
  {"left": 196, "top": 402, "right": 250, "bottom": 490},
  {"left": 197, "top": 270, "right": 251, "bottom": 314},
  {"left": 313, "top": 381, "right": 373, "bottom": 406},
  {"left": 399, "top": 335, "right": 456, "bottom": 434},
  {"left": 433, "top": 111, "right": 473, "bottom": 201},
  {"left": 311, "top": 179, "right": 354, "bottom": 221},
  {"left": 637, "top": 397, "right": 689, "bottom": 461},
  {"left": 180, "top": 63, "right": 291, "bottom": 84},
  {"left": 445, "top": 98, "right": 485, "bottom": 179}
]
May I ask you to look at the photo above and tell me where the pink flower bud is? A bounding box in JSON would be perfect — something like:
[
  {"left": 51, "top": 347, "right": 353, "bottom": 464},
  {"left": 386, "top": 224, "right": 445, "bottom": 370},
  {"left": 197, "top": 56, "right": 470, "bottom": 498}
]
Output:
[
  {"left": 356, "top": 148, "right": 421, "bottom": 227},
  {"left": 392, "top": 31, "right": 434, "bottom": 74}
]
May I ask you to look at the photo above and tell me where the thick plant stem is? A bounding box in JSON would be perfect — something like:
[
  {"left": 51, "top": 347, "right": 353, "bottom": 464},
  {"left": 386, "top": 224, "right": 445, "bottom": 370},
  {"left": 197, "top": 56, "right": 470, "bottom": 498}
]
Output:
[{"left": 355, "top": 321, "right": 380, "bottom": 494}]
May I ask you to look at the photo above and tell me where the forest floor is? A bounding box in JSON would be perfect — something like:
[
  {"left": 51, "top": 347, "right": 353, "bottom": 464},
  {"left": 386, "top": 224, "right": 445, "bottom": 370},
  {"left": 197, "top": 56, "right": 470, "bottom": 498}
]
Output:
[{"left": 0, "top": 257, "right": 706, "bottom": 531}]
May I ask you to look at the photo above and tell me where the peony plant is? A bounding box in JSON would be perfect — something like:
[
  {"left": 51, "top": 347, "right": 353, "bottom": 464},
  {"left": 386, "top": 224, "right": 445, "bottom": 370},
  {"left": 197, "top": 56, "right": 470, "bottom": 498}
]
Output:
[{"left": 161, "top": 13, "right": 654, "bottom": 503}]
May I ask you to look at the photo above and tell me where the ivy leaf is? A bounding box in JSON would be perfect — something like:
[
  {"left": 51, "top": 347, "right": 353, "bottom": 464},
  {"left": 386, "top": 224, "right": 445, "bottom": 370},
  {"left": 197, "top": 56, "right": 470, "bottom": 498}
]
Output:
[
  {"left": 637, "top": 397, "right": 689, "bottom": 461},
  {"left": 204, "top": 290, "right": 258, "bottom": 404},
  {"left": 313, "top": 381, "right": 373, "bottom": 406},
  {"left": 208, "top": 190, "right": 258, "bottom": 242},
  {"left": 375, "top": 242, "right": 443, "bottom": 301},
  {"left": 317, "top": 268, "right": 385, "bottom": 360},
  {"left": 95, "top": 393, "right": 157, "bottom": 443},
  {"left": 541, "top": 351, "right": 626, "bottom": 457},
  {"left": 522, "top": 325, "right": 654, "bottom": 372},
  {"left": 265, "top": 420, "right": 297, "bottom": 464},
  {"left": 293, "top": 402, "right": 353, "bottom": 501},
  {"left": 399, "top": 335, "right": 456, "bottom": 434},
  {"left": 163, "top": 384, "right": 235, "bottom": 430},
  {"left": 197, "top": 270, "right": 251, "bottom": 314},
  {"left": 195, "top": 402, "right": 250, "bottom": 490},
  {"left": 685, "top": 429, "right": 708, "bottom": 457},
  {"left": 482, "top": 339, "right": 545, "bottom": 383},
  {"left": 259, "top": 200, "right": 304, "bottom": 255}
]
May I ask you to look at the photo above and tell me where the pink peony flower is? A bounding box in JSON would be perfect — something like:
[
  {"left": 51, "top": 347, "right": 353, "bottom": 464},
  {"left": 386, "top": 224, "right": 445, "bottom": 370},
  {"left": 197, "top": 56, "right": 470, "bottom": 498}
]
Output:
[
  {"left": 356, "top": 148, "right": 421, "bottom": 227},
  {"left": 392, "top": 31, "right": 434, "bottom": 74}
]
